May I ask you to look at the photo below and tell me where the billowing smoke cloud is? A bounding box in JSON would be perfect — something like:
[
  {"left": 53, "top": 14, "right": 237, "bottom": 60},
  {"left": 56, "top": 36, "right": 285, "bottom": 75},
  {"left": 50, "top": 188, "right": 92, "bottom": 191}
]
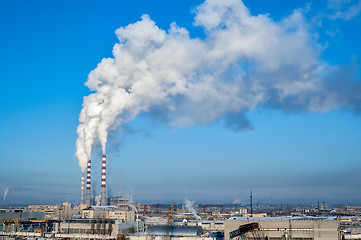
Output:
[
  {"left": 185, "top": 199, "right": 201, "bottom": 220},
  {"left": 75, "top": 0, "right": 361, "bottom": 171}
]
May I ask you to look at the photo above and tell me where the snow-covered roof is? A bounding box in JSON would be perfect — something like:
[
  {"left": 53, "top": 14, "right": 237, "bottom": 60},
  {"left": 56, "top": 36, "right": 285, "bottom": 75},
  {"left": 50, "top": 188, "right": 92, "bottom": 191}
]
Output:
[
  {"left": 227, "top": 216, "right": 337, "bottom": 221},
  {"left": 144, "top": 217, "right": 166, "bottom": 221},
  {"left": 147, "top": 225, "right": 203, "bottom": 237},
  {"left": 200, "top": 220, "right": 224, "bottom": 224},
  {"left": 85, "top": 206, "right": 119, "bottom": 211}
]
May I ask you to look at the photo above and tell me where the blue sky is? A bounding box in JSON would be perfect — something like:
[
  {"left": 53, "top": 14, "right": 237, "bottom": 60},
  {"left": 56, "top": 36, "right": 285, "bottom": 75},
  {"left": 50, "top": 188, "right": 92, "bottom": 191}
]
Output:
[{"left": 0, "top": 0, "right": 360, "bottom": 205}]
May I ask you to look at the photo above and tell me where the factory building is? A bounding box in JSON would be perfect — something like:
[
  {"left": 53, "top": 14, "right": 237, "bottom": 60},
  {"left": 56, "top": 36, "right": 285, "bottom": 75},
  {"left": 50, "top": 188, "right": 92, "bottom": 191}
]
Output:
[
  {"left": 28, "top": 202, "right": 71, "bottom": 220},
  {"left": 109, "top": 196, "right": 134, "bottom": 210},
  {"left": 224, "top": 216, "right": 340, "bottom": 240},
  {"left": 0, "top": 220, "right": 55, "bottom": 234},
  {"left": 0, "top": 208, "right": 57, "bottom": 239},
  {"left": 0, "top": 208, "right": 45, "bottom": 221},
  {"left": 82, "top": 206, "right": 136, "bottom": 222},
  {"left": 54, "top": 218, "right": 145, "bottom": 239},
  {"left": 0, "top": 208, "right": 46, "bottom": 234}
]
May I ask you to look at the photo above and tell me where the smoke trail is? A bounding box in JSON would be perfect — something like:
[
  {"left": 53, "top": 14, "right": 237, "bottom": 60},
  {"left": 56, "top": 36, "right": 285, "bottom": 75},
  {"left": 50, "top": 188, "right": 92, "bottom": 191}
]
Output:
[
  {"left": 185, "top": 199, "right": 201, "bottom": 220},
  {"left": 95, "top": 194, "right": 101, "bottom": 206},
  {"left": 75, "top": 0, "right": 361, "bottom": 171},
  {"left": 3, "top": 187, "right": 9, "bottom": 201},
  {"left": 127, "top": 194, "right": 138, "bottom": 213},
  {"left": 3, "top": 185, "right": 27, "bottom": 201}
]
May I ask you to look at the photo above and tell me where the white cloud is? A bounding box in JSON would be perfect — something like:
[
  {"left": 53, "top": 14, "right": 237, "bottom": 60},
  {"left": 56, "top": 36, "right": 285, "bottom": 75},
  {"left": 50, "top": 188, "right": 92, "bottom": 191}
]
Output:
[
  {"left": 75, "top": 0, "right": 361, "bottom": 171},
  {"left": 327, "top": 0, "right": 361, "bottom": 20}
]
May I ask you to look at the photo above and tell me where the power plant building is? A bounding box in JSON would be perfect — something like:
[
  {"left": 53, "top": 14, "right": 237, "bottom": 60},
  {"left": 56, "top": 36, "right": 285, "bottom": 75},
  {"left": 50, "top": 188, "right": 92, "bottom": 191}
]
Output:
[
  {"left": 82, "top": 206, "right": 136, "bottom": 222},
  {"left": 224, "top": 216, "right": 340, "bottom": 240}
]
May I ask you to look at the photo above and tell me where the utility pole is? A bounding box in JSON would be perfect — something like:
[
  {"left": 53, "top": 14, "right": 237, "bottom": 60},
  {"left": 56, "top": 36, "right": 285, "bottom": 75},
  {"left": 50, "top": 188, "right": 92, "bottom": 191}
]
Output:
[{"left": 250, "top": 190, "right": 253, "bottom": 217}]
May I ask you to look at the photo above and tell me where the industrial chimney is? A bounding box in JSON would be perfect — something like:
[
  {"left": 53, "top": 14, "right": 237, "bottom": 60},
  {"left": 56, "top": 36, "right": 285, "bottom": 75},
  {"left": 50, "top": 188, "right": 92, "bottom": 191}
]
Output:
[
  {"left": 80, "top": 173, "right": 85, "bottom": 204},
  {"left": 100, "top": 154, "right": 107, "bottom": 206},
  {"left": 86, "top": 159, "right": 91, "bottom": 205}
]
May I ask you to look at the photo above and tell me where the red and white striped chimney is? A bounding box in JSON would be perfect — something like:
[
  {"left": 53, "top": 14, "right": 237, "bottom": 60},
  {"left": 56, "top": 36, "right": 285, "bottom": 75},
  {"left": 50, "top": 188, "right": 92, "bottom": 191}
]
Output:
[
  {"left": 80, "top": 173, "right": 85, "bottom": 204},
  {"left": 100, "top": 154, "right": 107, "bottom": 206},
  {"left": 86, "top": 159, "right": 91, "bottom": 206}
]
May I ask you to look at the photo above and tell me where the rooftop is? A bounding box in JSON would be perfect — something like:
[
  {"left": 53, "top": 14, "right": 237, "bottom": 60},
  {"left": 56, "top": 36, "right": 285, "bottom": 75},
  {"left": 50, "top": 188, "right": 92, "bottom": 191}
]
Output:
[
  {"left": 227, "top": 216, "right": 338, "bottom": 221},
  {"left": 84, "top": 206, "right": 119, "bottom": 211}
]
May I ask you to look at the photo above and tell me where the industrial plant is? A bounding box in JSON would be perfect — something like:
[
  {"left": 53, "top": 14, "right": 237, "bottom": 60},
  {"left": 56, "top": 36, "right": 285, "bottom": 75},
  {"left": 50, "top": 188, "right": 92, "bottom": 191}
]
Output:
[{"left": 2, "top": 154, "right": 361, "bottom": 240}]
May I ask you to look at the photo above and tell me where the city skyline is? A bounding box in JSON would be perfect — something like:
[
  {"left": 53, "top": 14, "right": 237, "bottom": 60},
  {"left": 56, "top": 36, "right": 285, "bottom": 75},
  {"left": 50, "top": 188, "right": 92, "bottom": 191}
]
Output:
[{"left": 1, "top": 0, "right": 361, "bottom": 205}]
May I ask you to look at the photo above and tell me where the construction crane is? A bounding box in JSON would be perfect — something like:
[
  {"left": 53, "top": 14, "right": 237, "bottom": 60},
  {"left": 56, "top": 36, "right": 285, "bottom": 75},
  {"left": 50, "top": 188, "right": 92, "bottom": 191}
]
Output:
[
  {"left": 166, "top": 202, "right": 176, "bottom": 240},
  {"left": 3, "top": 218, "right": 21, "bottom": 232}
]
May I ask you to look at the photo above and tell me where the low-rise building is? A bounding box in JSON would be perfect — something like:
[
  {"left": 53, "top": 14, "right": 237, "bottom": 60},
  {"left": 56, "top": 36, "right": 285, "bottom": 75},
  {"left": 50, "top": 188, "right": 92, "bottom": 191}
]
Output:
[
  {"left": 28, "top": 202, "right": 71, "bottom": 220},
  {"left": 54, "top": 218, "right": 144, "bottom": 239},
  {"left": 82, "top": 206, "right": 136, "bottom": 222}
]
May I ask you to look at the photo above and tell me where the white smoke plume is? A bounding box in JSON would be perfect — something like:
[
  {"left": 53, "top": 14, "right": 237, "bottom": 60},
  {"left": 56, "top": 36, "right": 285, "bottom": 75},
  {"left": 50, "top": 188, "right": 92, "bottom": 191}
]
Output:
[
  {"left": 95, "top": 194, "right": 101, "bottom": 206},
  {"left": 3, "top": 187, "right": 9, "bottom": 201},
  {"left": 3, "top": 185, "right": 27, "bottom": 201},
  {"left": 75, "top": 0, "right": 361, "bottom": 171},
  {"left": 127, "top": 194, "right": 138, "bottom": 213},
  {"left": 185, "top": 199, "right": 201, "bottom": 220}
]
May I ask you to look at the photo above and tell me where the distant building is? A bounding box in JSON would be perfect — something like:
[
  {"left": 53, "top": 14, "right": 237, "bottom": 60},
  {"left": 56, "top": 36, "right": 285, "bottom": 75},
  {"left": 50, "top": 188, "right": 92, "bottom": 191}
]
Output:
[
  {"left": 28, "top": 202, "right": 71, "bottom": 220},
  {"left": 109, "top": 197, "right": 129, "bottom": 209},
  {"left": 138, "top": 203, "right": 151, "bottom": 214},
  {"left": 82, "top": 206, "right": 136, "bottom": 222},
  {"left": 239, "top": 208, "right": 247, "bottom": 215}
]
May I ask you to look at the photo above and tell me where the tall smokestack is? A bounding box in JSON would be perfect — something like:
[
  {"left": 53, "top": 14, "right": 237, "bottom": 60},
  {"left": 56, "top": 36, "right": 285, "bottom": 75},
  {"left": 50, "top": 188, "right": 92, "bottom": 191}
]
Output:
[
  {"left": 100, "top": 154, "right": 107, "bottom": 206},
  {"left": 80, "top": 173, "right": 85, "bottom": 204},
  {"left": 86, "top": 159, "right": 91, "bottom": 205}
]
